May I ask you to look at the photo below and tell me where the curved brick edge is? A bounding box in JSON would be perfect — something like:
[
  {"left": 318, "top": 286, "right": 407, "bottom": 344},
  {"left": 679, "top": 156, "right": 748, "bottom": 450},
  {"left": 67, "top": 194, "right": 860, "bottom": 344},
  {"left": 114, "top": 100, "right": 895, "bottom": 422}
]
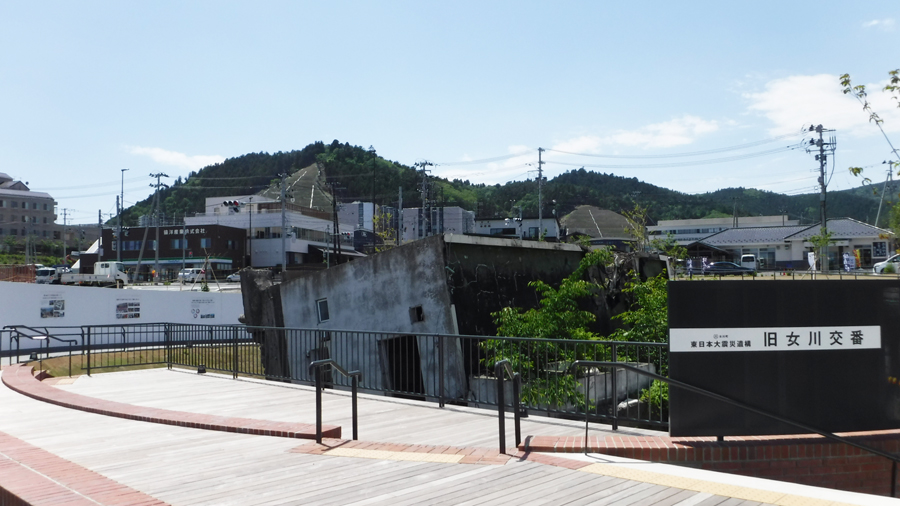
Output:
[
  {"left": 1, "top": 363, "right": 341, "bottom": 440},
  {"left": 0, "top": 430, "right": 170, "bottom": 505},
  {"left": 292, "top": 438, "right": 519, "bottom": 465},
  {"left": 520, "top": 432, "right": 900, "bottom": 497}
]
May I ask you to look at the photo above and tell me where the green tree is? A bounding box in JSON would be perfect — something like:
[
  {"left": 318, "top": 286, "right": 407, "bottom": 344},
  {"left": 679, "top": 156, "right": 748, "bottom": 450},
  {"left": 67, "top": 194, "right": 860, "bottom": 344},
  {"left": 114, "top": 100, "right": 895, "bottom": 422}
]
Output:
[
  {"left": 840, "top": 70, "right": 900, "bottom": 183},
  {"left": 650, "top": 233, "right": 687, "bottom": 260},
  {"left": 609, "top": 272, "right": 670, "bottom": 417},
  {"left": 482, "top": 248, "right": 614, "bottom": 407},
  {"left": 622, "top": 203, "right": 650, "bottom": 251},
  {"left": 807, "top": 229, "right": 836, "bottom": 270},
  {"left": 609, "top": 273, "right": 668, "bottom": 346}
]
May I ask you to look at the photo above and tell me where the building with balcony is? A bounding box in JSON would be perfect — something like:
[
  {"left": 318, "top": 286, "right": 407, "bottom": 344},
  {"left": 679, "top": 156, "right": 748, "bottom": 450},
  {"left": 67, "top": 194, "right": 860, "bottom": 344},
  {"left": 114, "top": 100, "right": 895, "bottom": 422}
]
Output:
[
  {"left": 184, "top": 196, "right": 363, "bottom": 270},
  {"left": 0, "top": 173, "right": 58, "bottom": 240}
]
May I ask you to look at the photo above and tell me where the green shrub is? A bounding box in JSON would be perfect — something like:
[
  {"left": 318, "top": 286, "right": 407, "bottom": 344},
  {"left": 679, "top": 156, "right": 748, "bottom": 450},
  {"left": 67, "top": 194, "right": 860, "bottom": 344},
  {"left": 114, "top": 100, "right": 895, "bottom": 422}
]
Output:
[{"left": 639, "top": 380, "right": 669, "bottom": 419}]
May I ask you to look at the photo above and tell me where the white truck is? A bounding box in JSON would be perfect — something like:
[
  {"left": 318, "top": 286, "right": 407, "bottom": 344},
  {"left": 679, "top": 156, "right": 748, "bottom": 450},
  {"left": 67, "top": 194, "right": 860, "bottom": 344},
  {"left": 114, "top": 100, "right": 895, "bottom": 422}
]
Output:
[{"left": 60, "top": 262, "right": 130, "bottom": 287}]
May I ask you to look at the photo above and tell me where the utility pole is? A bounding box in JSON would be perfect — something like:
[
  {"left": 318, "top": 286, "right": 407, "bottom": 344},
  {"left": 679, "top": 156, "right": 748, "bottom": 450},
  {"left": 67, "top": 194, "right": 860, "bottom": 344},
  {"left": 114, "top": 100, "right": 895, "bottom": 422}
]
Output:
[
  {"left": 537, "top": 147, "right": 544, "bottom": 240},
  {"left": 875, "top": 163, "right": 893, "bottom": 228},
  {"left": 150, "top": 172, "right": 169, "bottom": 283},
  {"left": 398, "top": 186, "right": 403, "bottom": 246},
  {"left": 60, "top": 209, "right": 68, "bottom": 261},
  {"left": 415, "top": 161, "right": 433, "bottom": 237},
  {"left": 116, "top": 196, "right": 120, "bottom": 261},
  {"left": 806, "top": 125, "right": 836, "bottom": 271},
  {"left": 327, "top": 181, "right": 343, "bottom": 264},
  {"left": 181, "top": 213, "right": 186, "bottom": 275},
  {"left": 247, "top": 196, "right": 253, "bottom": 268},
  {"left": 280, "top": 172, "right": 287, "bottom": 276},
  {"left": 118, "top": 168, "right": 128, "bottom": 262},
  {"left": 97, "top": 210, "right": 103, "bottom": 259},
  {"left": 369, "top": 146, "right": 376, "bottom": 251},
  {"left": 732, "top": 197, "right": 739, "bottom": 228}
]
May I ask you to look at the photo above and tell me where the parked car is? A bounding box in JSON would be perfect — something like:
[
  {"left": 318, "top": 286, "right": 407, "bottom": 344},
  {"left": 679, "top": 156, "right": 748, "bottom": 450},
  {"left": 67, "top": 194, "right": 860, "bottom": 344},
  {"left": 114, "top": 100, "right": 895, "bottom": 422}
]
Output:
[
  {"left": 225, "top": 272, "right": 240, "bottom": 282},
  {"left": 704, "top": 261, "right": 755, "bottom": 275},
  {"left": 178, "top": 268, "right": 206, "bottom": 283},
  {"left": 874, "top": 254, "right": 900, "bottom": 274}
]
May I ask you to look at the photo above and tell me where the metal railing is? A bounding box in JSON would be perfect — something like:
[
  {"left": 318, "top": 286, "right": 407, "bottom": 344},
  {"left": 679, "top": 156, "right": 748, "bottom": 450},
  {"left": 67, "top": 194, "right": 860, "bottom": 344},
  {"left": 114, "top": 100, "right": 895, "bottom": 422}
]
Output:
[
  {"left": 309, "top": 359, "right": 361, "bottom": 444},
  {"left": 570, "top": 361, "right": 900, "bottom": 497},
  {"left": 1, "top": 323, "right": 670, "bottom": 430}
]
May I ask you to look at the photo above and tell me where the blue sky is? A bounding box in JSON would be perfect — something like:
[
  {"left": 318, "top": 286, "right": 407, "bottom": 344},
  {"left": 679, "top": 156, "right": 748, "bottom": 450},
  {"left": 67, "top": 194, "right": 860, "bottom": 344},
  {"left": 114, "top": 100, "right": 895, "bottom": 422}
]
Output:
[{"left": 2, "top": 1, "right": 899, "bottom": 224}]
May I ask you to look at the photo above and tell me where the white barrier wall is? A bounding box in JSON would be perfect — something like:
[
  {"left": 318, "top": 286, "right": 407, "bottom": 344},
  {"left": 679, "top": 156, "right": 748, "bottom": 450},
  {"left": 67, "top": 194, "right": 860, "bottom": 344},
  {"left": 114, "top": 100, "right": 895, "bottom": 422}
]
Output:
[{"left": 0, "top": 282, "right": 244, "bottom": 329}]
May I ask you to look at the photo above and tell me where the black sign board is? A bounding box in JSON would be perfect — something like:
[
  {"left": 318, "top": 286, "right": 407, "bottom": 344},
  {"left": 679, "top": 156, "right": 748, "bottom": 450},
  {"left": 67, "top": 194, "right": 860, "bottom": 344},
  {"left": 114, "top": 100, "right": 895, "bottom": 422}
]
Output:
[{"left": 669, "top": 280, "right": 900, "bottom": 437}]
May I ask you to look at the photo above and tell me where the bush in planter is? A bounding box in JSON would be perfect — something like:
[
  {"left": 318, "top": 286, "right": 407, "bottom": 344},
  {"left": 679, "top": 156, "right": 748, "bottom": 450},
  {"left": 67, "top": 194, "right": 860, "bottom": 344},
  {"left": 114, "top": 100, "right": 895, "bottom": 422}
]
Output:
[{"left": 639, "top": 380, "right": 669, "bottom": 420}]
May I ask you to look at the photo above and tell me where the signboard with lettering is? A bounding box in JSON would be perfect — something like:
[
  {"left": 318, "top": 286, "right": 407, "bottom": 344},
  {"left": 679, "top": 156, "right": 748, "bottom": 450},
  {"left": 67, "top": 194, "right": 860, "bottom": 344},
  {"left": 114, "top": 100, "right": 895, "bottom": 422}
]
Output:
[
  {"left": 670, "top": 326, "right": 880, "bottom": 352},
  {"left": 668, "top": 280, "right": 900, "bottom": 437}
]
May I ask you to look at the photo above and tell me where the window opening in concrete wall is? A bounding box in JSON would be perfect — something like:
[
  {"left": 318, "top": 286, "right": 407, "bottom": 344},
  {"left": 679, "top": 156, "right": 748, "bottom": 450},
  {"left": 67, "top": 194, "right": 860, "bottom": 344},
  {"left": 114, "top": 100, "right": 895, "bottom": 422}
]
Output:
[
  {"left": 316, "top": 298, "right": 330, "bottom": 323},
  {"left": 378, "top": 335, "right": 425, "bottom": 399},
  {"left": 409, "top": 305, "right": 424, "bottom": 323}
]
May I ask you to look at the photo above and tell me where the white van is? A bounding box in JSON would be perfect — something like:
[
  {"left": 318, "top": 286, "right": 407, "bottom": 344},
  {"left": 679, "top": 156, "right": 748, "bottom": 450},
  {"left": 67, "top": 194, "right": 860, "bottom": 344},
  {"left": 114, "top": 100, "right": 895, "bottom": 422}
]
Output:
[
  {"left": 178, "top": 268, "right": 207, "bottom": 283},
  {"left": 740, "top": 254, "right": 758, "bottom": 271}
]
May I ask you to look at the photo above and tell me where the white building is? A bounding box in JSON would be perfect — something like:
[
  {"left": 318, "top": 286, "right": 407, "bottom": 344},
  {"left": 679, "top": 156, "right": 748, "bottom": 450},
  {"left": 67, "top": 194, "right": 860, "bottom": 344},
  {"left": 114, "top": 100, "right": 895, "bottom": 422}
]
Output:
[
  {"left": 185, "top": 196, "right": 361, "bottom": 269},
  {"left": 400, "top": 206, "right": 475, "bottom": 242},
  {"left": 649, "top": 215, "right": 798, "bottom": 245},
  {"left": 337, "top": 202, "right": 375, "bottom": 233},
  {"left": 687, "top": 218, "right": 893, "bottom": 270},
  {"left": 473, "top": 216, "right": 560, "bottom": 241}
]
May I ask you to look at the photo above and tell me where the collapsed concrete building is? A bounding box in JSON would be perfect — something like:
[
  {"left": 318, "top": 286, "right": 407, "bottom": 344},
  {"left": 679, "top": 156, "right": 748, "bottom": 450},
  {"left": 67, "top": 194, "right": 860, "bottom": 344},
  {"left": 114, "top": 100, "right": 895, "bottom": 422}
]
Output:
[{"left": 241, "top": 234, "right": 586, "bottom": 399}]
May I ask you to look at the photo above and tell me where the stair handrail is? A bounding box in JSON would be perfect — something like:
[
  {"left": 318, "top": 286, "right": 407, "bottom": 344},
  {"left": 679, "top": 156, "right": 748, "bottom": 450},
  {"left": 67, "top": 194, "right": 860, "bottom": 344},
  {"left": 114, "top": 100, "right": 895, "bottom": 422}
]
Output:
[
  {"left": 309, "top": 359, "right": 363, "bottom": 444},
  {"left": 570, "top": 360, "right": 900, "bottom": 497},
  {"left": 494, "top": 359, "right": 522, "bottom": 454}
]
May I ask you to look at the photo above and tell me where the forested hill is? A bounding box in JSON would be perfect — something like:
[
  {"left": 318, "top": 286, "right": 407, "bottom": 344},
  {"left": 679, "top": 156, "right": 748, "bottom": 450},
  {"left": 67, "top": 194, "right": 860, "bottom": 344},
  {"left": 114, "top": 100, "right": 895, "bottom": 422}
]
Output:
[{"left": 120, "top": 140, "right": 891, "bottom": 228}]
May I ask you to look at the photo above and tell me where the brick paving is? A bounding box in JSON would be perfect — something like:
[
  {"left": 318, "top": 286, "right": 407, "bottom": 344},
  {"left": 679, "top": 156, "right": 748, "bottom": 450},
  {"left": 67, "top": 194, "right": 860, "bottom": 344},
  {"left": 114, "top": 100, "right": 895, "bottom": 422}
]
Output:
[{"left": 0, "top": 430, "right": 169, "bottom": 506}]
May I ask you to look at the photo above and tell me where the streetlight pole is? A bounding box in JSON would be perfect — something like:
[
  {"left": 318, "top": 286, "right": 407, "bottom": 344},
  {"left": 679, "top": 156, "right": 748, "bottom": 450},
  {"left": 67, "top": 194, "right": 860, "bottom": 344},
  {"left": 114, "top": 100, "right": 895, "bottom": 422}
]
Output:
[
  {"left": 247, "top": 196, "right": 253, "bottom": 268},
  {"left": 118, "top": 168, "right": 128, "bottom": 262},
  {"left": 280, "top": 173, "right": 287, "bottom": 276}
]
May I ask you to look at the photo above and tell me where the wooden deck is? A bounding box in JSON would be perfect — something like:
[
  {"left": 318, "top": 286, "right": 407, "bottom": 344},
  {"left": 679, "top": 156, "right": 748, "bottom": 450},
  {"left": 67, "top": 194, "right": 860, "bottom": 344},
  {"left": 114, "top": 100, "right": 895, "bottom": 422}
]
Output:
[{"left": 0, "top": 366, "right": 894, "bottom": 505}]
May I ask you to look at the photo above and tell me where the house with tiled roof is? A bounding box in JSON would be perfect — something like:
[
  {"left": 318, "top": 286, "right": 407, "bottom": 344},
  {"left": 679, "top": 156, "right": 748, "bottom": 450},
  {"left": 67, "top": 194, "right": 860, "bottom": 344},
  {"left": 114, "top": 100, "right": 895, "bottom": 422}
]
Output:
[
  {"left": 560, "top": 205, "right": 634, "bottom": 250},
  {"left": 686, "top": 218, "right": 893, "bottom": 270}
]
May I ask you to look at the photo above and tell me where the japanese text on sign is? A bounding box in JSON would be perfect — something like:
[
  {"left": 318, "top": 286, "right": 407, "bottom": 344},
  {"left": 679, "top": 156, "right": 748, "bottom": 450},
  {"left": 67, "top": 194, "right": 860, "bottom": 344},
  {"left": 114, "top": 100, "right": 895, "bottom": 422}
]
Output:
[{"left": 669, "top": 326, "right": 880, "bottom": 353}]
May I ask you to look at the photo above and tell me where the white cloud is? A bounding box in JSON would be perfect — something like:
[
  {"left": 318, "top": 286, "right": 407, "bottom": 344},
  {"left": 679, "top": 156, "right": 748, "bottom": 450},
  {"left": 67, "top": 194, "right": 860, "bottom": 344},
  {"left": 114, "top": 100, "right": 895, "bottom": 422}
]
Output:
[
  {"left": 744, "top": 74, "right": 900, "bottom": 137},
  {"left": 551, "top": 115, "right": 720, "bottom": 153},
  {"left": 126, "top": 146, "right": 224, "bottom": 171},
  {"left": 863, "top": 18, "right": 895, "bottom": 30},
  {"left": 436, "top": 116, "right": 722, "bottom": 184}
]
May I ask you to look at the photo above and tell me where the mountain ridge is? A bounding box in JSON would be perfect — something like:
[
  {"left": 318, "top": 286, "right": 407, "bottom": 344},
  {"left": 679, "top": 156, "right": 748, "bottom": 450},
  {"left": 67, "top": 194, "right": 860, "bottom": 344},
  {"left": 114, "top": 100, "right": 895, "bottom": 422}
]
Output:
[{"left": 119, "top": 140, "right": 894, "bottom": 230}]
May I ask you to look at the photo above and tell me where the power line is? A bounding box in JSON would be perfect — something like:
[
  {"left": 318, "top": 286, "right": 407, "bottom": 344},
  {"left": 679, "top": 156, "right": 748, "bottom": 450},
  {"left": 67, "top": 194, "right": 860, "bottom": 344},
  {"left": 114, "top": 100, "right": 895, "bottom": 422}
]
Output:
[
  {"left": 544, "top": 133, "right": 802, "bottom": 159},
  {"left": 545, "top": 145, "right": 801, "bottom": 169},
  {"left": 434, "top": 152, "right": 534, "bottom": 166}
]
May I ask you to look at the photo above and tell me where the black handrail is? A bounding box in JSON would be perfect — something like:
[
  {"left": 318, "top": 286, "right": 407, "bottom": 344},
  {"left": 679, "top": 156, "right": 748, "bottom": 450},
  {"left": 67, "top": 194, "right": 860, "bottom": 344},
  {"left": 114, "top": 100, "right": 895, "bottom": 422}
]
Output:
[
  {"left": 494, "top": 360, "right": 521, "bottom": 454},
  {"left": 6, "top": 326, "right": 78, "bottom": 377},
  {"left": 570, "top": 360, "right": 900, "bottom": 497},
  {"left": 309, "top": 359, "right": 362, "bottom": 444}
]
